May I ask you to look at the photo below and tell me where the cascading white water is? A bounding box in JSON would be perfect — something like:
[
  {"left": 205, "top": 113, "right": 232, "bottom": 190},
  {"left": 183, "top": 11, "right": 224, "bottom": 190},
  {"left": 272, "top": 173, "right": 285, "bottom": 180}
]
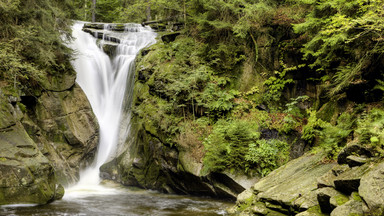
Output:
[{"left": 68, "top": 22, "right": 156, "bottom": 189}]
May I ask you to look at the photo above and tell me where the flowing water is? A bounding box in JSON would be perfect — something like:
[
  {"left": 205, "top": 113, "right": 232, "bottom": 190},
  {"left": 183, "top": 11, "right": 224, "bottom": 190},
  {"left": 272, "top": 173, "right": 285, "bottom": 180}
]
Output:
[
  {"left": 70, "top": 22, "right": 157, "bottom": 186},
  {"left": 1, "top": 182, "right": 231, "bottom": 216},
  {"left": 0, "top": 22, "right": 231, "bottom": 215}
]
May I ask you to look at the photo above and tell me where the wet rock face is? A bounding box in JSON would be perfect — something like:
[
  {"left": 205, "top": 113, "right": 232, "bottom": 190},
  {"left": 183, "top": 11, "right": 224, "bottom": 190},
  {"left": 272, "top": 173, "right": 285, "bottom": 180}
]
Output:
[
  {"left": 100, "top": 128, "right": 248, "bottom": 200},
  {"left": 22, "top": 84, "right": 99, "bottom": 185},
  {"left": 0, "top": 96, "right": 60, "bottom": 205}
]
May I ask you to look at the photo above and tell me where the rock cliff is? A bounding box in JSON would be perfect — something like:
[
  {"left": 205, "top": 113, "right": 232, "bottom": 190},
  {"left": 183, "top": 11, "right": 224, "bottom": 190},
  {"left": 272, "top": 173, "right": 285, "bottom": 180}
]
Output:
[{"left": 0, "top": 67, "right": 99, "bottom": 205}]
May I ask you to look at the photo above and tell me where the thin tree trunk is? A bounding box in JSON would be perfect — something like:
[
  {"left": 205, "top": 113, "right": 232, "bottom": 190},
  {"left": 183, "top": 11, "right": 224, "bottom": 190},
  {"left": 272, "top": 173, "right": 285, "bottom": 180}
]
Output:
[
  {"left": 84, "top": 1, "right": 87, "bottom": 21},
  {"left": 146, "top": 0, "right": 151, "bottom": 21},
  {"left": 92, "top": 0, "right": 96, "bottom": 22},
  {"left": 183, "top": 0, "right": 186, "bottom": 27}
]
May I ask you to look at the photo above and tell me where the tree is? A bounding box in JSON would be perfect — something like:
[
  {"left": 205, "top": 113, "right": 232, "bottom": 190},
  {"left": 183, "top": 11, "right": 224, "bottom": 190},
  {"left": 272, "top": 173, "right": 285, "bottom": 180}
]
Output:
[{"left": 92, "top": 0, "right": 96, "bottom": 22}]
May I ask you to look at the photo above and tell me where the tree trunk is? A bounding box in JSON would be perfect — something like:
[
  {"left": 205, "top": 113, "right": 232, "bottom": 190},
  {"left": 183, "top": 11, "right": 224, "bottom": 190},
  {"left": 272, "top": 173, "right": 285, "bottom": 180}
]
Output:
[
  {"left": 92, "top": 0, "right": 96, "bottom": 22},
  {"left": 183, "top": 0, "right": 186, "bottom": 27},
  {"left": 146, "top": 0, "right": 151, "bottom": 22}
]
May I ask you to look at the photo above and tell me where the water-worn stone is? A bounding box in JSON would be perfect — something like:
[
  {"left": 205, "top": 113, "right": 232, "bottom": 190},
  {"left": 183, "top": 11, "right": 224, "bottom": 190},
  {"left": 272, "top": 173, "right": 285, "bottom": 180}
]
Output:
[
  {"left": 330, "top": 200, "right": 364, "bottom": 216},
  {"left": 359, "top": 161, "right": 384, "bottom": 215},
  {"left": 0, "top": 125, "right": 58, "bottom": 205},
  {"left": 21, "top": 84, "right": 99, "bottom": 186}
]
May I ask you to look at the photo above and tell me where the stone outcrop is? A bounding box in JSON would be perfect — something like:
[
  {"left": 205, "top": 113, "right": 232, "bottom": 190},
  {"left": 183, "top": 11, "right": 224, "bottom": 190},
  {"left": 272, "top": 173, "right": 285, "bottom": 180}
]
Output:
[
  {"left": 0, "top": 95, "right": 58, "bottom": 205},
  {"left": 229, "top": 141, "right": 384, "bottom": 215},
  {"left": 21, "top": 84, "right": 99, "bottom": 185},
  {"left": 100, "top": 127, "right": 256, "bottom": 200},
  {"left": 0, "top": 64, "right": 99, "bottom": 204}
]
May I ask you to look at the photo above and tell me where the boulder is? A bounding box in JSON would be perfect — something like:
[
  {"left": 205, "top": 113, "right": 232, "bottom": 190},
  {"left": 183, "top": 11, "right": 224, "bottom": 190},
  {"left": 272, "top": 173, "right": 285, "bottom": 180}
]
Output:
[
  {"left": 330, "top": 200, "right": 364, "bottom": 216},
  {"left": 345, "top": 155, "right": 369, "bottom": 167},
  {"left": 296, "top": 206, "right": 327, "bottom": 216},
  {"left": 333, "top": 163, "right": 371, "bottom": 195},
  {"left": 22, "top": 84, "right": 99, "bottom": 185},
  {"left": 253, "top": 153, "right": 335, "bottom": 212},
  {"left": 0, "top": 125, "right": 58, "bottom": 205},
  {"left": 337, "top": 143, "right": 372, "bottom": 165},
  {"left": 329, "top": 193, "right": 349, "bottom": 210},
  {"left": 161, "top": 32, "right": 181, "bottom": 43},
  {"left": 316, "top": 187, "right": 343, "bottom": 213},
  {"left": 359, "top": 161, "right": 384, "bottom": 215},
  {"left": 101, "top": 126, "right": 246, "bottom": 200}
]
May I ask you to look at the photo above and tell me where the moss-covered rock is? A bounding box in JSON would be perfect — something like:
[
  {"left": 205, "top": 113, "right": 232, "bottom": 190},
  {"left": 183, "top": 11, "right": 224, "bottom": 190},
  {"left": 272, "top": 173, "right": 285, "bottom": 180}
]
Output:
[
  {"left": 23, "top": 84, "right": 99, "bottom": 185},
  {"left": 330, "top": 200, "right": 364, "bottom": 216},
  {"left": 229, "top": 153, "right": 335, "bottom": 215},
  {"left": 0, "top": 124, "right": 58, "bottom": 205},
  {"left": 358, "top": 160, "right": 384, "bottom": 215}
]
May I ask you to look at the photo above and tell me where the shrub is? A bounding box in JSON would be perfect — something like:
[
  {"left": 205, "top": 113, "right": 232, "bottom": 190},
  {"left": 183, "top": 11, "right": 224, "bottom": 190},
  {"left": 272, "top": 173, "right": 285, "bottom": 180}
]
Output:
[
  {"left": 202, "top": 119, "right": 259, "bottom": 174},
  {"left": 245, "top": 139, "right": 290, "bottom": 177}
]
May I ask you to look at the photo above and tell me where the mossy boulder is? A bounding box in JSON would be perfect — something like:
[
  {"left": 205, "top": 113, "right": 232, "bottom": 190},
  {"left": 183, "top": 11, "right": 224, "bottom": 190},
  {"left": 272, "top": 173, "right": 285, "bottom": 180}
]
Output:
[
  {"left": 253, "top": 153, "right": 335, "bottom": 211},
  {"left": 20, "top": 84, "right": 99, "bottom": 186},
  {"left": 330, "top": 200, "right": 364, "bottom": 216},
  {"left": 358, "top": 161, "right": 384, "bottom": 215},
  {"left": 0, "top": 124, "right": 59, "bottom": 205},
  {"left": 83, "top": 23, "right": 104, "bottom": 29},
  {"left": 229, "top": 153, "right": 335, "bottom": 215}
]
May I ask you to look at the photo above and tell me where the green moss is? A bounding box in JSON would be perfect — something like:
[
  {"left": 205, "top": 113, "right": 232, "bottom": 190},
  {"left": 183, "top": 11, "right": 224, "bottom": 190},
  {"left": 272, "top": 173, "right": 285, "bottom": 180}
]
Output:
[
  {"left": 317, "top": 101, "right": 338, "bottom": 123},
  {"left": 351, "top": 192, "right": 362, "bottom": 202},
  {"left": 334, "top": 194, "right": 349, "bottom": 205},
  {"left": 306, "top": 205, "right": 327, "bottom": 215},
  {"left": 237, "top": 194, "right": 254, "bottom": 212}
]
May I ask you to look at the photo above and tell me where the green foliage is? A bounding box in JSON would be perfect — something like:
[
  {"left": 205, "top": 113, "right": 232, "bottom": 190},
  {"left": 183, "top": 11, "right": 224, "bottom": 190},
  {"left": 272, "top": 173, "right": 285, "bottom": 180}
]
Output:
[
  {"left": 293, "top": 0, "right": 384, "bottom": 96},
  {"left": 356, "top": 109, "right": 384, "bottom": 149},
  {"left": 301, "top": 109, "right": 327, "bottom": 144},
  {"left": 202, "top": 119, "right": 260, "bottom": 174},
  {"left": 263, "top": 70, "right": 294, "bottom": 102},
  {"left": 0, "top": 0, "right": 73, "bottom": 93},
  {"left": 312, "top": 112, "right": 354, "bottom": 159},
  {"left": 245, "top": 139, "right": 290, "bottom": 176}
]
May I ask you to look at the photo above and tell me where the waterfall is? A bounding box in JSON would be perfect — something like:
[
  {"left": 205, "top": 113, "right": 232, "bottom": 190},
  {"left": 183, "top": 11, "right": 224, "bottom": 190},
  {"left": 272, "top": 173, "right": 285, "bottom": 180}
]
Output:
[{"left": 68, "top": 22, "right": 156, "bottom": 188}]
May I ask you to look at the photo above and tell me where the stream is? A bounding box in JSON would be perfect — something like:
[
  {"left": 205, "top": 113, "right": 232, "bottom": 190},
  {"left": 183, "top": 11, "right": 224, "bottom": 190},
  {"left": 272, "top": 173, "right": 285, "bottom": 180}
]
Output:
[{"left": 0, "top": 182, "right": 231, "bottom": 216}]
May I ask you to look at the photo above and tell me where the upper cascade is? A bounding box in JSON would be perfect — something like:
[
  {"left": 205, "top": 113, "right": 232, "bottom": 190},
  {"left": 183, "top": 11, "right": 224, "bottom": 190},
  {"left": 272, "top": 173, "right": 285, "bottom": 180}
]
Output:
[{"left": 68, "top": 21, "right": 156, "bottom": 188}]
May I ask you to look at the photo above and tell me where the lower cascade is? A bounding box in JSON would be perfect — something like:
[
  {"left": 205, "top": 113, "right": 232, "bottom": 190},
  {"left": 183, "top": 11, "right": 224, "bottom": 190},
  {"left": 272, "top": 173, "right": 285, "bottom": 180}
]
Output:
[{"left": 68, "top": 22, "right": 157, "bottom": 188}]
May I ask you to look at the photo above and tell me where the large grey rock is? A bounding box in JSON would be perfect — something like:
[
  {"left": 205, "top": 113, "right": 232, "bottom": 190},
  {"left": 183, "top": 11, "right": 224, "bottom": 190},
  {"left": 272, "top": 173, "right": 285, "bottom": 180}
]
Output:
[
  {"left": 101, "top": 127, "right": 246, "bottom": 200},
  {"left": 359, "top": 161, "right": 384, "bottom": 215},
  {"left": 253, "top": 153, "right": 335, "bottom": 211},
  {"left": 296, "top": 206, "right": 327, "bottom": 216},
  {"left": 333, "top": 163, "right": 371, "bottom": 195},
  {"left": 0, "top": 125, "right": 58, "bottom": 205},
  {"left": 23, "top": 84, "right": 99, "bottom": 185},
  {"left": 330, "top": 200, "right": 364, "bottom": 216}
]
